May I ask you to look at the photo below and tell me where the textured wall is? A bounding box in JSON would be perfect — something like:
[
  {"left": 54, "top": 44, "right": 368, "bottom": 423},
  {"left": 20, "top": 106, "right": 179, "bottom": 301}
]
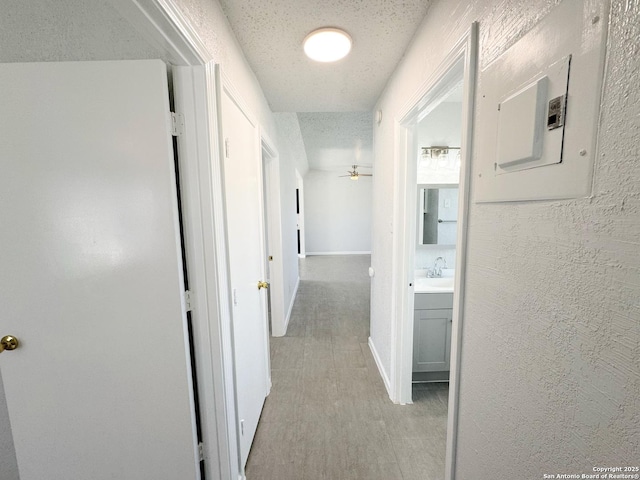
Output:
[
  {"left": 0, "top": 0, "right": 163, "bottom": 62},
  {"left": 274, "top": 113, "right": 310, "bottom": 176},
  {"left": 371, "top": 0, "right": 640, "bottom": 477},
  {"left": 168, "top": 0, "right": 278, "bottom": 141}
]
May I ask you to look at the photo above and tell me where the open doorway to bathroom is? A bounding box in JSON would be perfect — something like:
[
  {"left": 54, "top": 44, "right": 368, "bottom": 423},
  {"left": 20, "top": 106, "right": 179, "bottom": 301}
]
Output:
[
  {"left": 413, "top": 79, "right": 463, "bottom": 383},
  {"left": 391, "top": 25, "right": 477, "bottom": 479}
]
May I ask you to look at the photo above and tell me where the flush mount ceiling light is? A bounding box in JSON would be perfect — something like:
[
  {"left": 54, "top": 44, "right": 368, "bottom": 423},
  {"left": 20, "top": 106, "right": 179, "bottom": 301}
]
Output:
[{"left": 303, "top": 28, "right": 352, "bottom": 62}]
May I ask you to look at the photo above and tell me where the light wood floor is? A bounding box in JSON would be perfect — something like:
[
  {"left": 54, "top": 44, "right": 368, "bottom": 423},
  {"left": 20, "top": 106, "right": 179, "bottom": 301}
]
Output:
[{"left": 245, "top": 255, "right": 448, "bottom": 480}]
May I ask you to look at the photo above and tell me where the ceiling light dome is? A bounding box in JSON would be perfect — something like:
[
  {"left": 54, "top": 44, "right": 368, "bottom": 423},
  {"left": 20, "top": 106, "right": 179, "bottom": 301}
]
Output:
[{"left": 303, "top": 28, "right": 352, "bottom": 62}]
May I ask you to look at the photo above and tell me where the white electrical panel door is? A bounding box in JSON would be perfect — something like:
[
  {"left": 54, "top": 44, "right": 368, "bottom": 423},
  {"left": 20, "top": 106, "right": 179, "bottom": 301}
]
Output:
[
  {"left": 497, "top": 76, "right": 549, "bottom": 171},
  {"left": 496, "top": 57, "right": 570, "bottom": 175},
  {"left": 475, "top": 0, "right": 609, "bottom": 202}
]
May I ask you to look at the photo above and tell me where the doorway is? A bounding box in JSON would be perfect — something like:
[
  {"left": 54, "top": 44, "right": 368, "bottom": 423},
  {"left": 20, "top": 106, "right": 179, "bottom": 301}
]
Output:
[
  {"left": 219, "top": 82, "right": 271, "bottom": 470},
  {"left": 261, "top": 136, "right": 287, "bottom": 337},
  {"left": 391, "top": 24, "right": 478, "bottom": 480},
  {"left": 295, "top": 169, "right": 306, "bottom": 258}
]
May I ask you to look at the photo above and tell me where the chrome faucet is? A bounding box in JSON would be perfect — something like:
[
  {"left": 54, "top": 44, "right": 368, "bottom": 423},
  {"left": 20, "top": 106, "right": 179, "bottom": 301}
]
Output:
[{"left": 433, "top": 257, "right": 447, "bottom": 277}]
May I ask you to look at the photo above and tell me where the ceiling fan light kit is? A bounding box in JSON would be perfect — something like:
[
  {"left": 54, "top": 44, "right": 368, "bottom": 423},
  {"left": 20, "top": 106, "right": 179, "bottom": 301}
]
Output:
[
  {"left": 339, "top": 164, "right": 373, "bottom": 181},
  {"left": 303, "top": 27, "right": 352, "bottom": 62}
]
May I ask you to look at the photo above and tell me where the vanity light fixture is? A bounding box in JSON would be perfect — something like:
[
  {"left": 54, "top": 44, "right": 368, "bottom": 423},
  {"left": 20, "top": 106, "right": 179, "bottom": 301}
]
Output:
[
  {"left": 421, "top": 146, "right": 460, "bottom": 158},
  {"left": 303, "top": 28, "right": 352, "bottom": 62}
]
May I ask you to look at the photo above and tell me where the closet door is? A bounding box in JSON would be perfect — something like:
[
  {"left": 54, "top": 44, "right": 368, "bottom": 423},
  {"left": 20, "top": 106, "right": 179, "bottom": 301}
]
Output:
[{"left": 0, "top": 60, "right": 199, "bottom": 480}]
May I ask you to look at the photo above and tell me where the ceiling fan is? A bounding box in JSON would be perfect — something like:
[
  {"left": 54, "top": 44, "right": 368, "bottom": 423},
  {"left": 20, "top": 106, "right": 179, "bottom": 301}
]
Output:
[{"left": 339, "top": 165, "right": 372, "bottom": 181}]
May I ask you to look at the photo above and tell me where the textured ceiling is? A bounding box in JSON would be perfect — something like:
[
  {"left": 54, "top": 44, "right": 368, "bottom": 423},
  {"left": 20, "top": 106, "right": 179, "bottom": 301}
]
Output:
[
  {"left": 297, "top": 112, "right": 373, "bottom": 171},
  {"left": 218, "top": 0, "right": 432, "bottom": 112}
]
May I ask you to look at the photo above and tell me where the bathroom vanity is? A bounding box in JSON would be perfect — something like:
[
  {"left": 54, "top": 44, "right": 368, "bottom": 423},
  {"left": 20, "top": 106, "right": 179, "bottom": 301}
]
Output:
[{"left": 413, "top": 278, "right": 453, "bottom": 382}]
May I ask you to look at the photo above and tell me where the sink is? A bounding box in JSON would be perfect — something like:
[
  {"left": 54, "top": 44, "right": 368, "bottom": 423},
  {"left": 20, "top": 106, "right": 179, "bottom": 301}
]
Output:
[{"left": 414, "top": 276, "right": 454, "bottom": 293}]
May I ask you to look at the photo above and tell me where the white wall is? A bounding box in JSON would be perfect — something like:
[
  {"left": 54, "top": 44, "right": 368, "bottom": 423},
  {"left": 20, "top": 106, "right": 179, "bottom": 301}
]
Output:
[
  {"left": 273, "top": 113, "right": 309, "bottom": 327},
  {"left": 370, "top": 0, "right": 640, "bottom": 476},
  {"left": 418, "top": 101, "right": 463, "bottom": 151},
  {"left": 274, "top": 113, "right": 309, "bottom": 176},
  {"left": 304, "top": 170, "right": 372, "bottom": 254},
  {"left": 297, "top": 112, "right": 373, "bottom": 254}
]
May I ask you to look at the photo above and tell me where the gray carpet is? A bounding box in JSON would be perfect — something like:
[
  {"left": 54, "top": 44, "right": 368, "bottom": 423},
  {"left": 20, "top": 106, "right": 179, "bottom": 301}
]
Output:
[{"left": 245, "top": 255, "right": 448, "bottom": 480}]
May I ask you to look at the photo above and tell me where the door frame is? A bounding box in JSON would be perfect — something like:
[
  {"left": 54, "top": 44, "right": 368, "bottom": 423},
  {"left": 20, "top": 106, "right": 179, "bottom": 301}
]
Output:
[
  {"left": 260, "top": 133, "right": 288, "bottom": 337},
  {"left": 172, "top": 64, "right": 239, "bottom": 480},
  {"left": 295, "top": 169, "right": 306, "bottom": 258},
  {"left": 390, "top": 23, "right": 478, "bottom": 480},
  {"left": 109, "top": 1, "right": 251, "bottom": 479}
]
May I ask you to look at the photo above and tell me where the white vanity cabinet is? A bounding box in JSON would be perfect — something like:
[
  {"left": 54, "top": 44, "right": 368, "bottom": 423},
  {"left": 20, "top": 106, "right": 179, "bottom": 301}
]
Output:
[{"left": 413, "top": 292, "right": 453, "bottom": 374}]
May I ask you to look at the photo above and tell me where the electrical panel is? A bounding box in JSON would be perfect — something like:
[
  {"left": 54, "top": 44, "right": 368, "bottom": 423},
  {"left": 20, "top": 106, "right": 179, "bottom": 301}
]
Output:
[{"left": 474, "top": 0, "right": 609, "bottom": 203}]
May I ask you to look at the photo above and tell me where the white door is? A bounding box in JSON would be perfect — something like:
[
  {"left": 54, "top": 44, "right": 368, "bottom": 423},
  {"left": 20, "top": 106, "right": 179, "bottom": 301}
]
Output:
[
  {"left": 220, "top": 90, "right": 269, "bottom": 467},
  {"left": 0, "top": 61, "right": 199, "bottom": 480}
]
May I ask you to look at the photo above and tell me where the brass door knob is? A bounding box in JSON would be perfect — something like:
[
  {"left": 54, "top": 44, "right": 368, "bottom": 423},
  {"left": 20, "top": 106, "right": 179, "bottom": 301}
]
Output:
[
  {"left": 0, "top": 335, "right": 19, "bottom": 353},
  {"left": 257, "top": 281, "right": 269, "bottom": 290}
]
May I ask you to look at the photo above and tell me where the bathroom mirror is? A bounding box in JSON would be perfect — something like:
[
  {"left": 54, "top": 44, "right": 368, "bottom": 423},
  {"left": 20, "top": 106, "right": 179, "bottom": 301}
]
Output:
[{"left": 417, "top": 185, "right": 458, "bottom": 246}]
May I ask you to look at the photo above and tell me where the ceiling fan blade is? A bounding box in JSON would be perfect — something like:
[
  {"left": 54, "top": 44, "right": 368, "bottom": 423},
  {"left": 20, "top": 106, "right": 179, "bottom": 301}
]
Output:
[{"left": 359, "top": 174, "right": 373, "bottom": 177}]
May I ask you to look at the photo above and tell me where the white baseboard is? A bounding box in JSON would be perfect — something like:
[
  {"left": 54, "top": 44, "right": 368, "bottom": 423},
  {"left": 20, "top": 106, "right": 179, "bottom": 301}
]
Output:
[
  {"left": 283, "top": 276, "right": 300, "bottom": 335},
  {"left": 306, "top": 251, "right": 372, "bottom": 256},
  {"left": 368, "top": 337, "right": 392, "bottom": 398}
]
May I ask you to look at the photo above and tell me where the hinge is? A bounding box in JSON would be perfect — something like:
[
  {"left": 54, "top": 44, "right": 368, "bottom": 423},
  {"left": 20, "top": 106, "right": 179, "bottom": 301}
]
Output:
[
  {"left": 224, "top": 138, "right": 230, "bottom": 158},
  {"left": 184, "top": 290, "right": 193, "bottom": 312},
  {"left": 198, "top": 442, "right": 204, "bottom": 461},
  {"left": 170, "top": 112, "right": 184, "bottom": 136}
]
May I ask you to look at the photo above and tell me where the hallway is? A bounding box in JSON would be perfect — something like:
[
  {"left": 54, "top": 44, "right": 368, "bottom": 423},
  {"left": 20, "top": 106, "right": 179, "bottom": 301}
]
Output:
[{"left": 246, "top": 255, "right": 448, "bottom": 480}]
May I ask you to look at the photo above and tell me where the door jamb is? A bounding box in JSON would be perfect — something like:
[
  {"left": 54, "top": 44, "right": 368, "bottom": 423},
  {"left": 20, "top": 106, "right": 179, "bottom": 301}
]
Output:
[
  {"left": 260, "top": 132, "right": 288, "bottom": 337},
  {"left": 390, "top": 23, "right": 478, "bottom": 480},
  {"left": 172, "top": 64, "right": 238, "bottom": 480}
]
